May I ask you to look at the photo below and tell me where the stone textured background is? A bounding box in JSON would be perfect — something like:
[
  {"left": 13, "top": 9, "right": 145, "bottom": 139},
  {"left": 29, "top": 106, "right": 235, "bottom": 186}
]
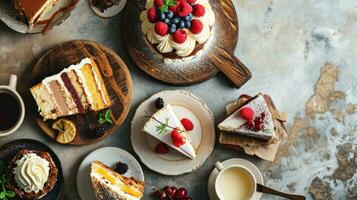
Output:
[{"left": 0, "top": 0, "right": 356, "bottom": 199}]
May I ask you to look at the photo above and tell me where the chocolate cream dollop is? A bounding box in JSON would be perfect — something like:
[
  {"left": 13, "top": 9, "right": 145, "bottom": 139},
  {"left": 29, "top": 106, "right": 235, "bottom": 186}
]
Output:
[{"left": 13, "top": 153, "right": 50, "bottom": 193}]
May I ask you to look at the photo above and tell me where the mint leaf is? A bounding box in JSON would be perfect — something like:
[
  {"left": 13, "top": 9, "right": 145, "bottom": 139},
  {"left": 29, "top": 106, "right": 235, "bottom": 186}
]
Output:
[
  {"left": 5, "top": 191, "right": 15, "bottom": 198},
  {"left": 106, "top": 118, "right": 113, "bottom": 124},
  {"left": 0, "top": 192, "right": 5, "bottom": 199},
  {"left": 98, "top": 118, "right": 106, "bottom": 125},
  {"left": 161, "top": 4, "right": 168, "bottom": 12},
  {"left": 105, "top": 110, "right": 112, "bottom": 120}
]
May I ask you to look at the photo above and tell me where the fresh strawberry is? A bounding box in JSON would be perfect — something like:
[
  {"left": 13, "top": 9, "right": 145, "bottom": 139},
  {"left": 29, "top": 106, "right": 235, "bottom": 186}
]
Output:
[
  {"left": 180, "top": 118, "right": 194, "bottom": 131},
  {"left": 189, "top": 19, "right": 203, "bottom": 34},
  {"left": 155, "top": 142, "right": 169, "bottom": 154},
  {"left": 239, "top": 107, "right": 254, "bottom": 121},
  {"left": 154, "top": 0, "right": 164, "bottom": 7},
  {"left": 177, "top": 2, "right": 193, "bottom": 17},
  {"left": 192, "top": 4, "right": 205, "bottom": 17},
  {"left": 147, "top": 7, "right": 158, "bottom": 23},
  {"left": 155, "top": 21, "right": 169, "bottom": 36},
  {"left": 173, "top": 30, "right": 187, "bottom": 43}
]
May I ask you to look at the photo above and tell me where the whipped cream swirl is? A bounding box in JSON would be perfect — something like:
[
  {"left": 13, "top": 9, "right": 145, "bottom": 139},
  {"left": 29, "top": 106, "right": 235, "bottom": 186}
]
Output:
[
  {"left": 141, "top": 0, "right": 215, "bottom": 57},
  {"left": 13, "top": 153, "right": 50, "bottom": 193}
]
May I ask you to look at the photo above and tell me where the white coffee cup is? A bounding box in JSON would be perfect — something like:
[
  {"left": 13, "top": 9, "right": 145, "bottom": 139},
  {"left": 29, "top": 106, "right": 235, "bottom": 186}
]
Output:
[
  {"left": 0, "top": 74, "right": 25, "bottom": 137},
  {"left": 215, "top": 161, "right": 257, "bottom": 200}
]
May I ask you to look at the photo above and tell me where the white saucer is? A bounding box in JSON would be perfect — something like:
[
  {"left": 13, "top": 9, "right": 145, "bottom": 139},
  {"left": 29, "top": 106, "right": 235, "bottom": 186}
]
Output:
[
  {"left": 89, "top": 0, "right": 127, "bottom": 19},
  {"left": 131, "top": 90, "right": 215, "bottom": 175},
  {"left": 208, "top": 158, "right": 263, "bottom": 200},
  {"left": 76, "top": 147, "right": 144, "bottom": 200}
]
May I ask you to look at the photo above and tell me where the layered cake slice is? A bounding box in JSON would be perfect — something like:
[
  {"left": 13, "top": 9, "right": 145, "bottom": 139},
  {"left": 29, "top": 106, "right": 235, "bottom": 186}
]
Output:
[
  {"left": 30, "top": 58, "right": 111, "bottom": 121},
  {"left": 218, "top": 94, "right": 276, "bottom": 141},
  {"left": 13, "top": 0, "right": 58, "bottom": 27},
  {"left": 90, "top": 161, "right": 144, "bottom": 200},
  {"left": 143, "top": 104, "right": 197, "bottom": 159}
]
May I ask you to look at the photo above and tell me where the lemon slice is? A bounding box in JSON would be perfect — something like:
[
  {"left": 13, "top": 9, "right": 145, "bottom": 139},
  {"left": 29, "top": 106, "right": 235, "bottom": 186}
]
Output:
[{"left": 52, "top": 119, "right": 76, "bottom": 144}]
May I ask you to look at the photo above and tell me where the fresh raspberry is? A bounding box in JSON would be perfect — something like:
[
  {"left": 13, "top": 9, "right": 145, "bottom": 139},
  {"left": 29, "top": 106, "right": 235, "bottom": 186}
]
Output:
[
  {"left": 189, "top": 19, "right": 203, "bottom": 34},
  {"left": 246, "top": 120, "right": 254, "bottom": 129},
  {"left": 155, "top": 142, "right": 169, "bottom": 154},
  {"left": 171, "top": 129, "right": 182, "bottom": 141},
  {"left": 154, "top": 0, "right": 164, "bottom": 7},
  {"left": 239, "top": 107, "right": 254, "bottom": 121},
  {"left": 173, "top": 30, "right": 187, "bottom": 43},
  {"left": 177, "top": 2, "right": 193, "bottom": 17},
  {"left": 169, "top": 5, "right": 178, "bottom": 13},
  {"left": 147, "top": 7, "right": 158, "bottom": 23},
  {"left": 155, "top": 21, "right": 169, "bottom": 36},
  {"left": 186, "top": 0, "right": 196, "bottom": 3},
  {"left": 180, "top": 118, "right": 194, "bottom": 131},
  {"left": 192, "top": 4, "right": 205, "bottom": 17}
]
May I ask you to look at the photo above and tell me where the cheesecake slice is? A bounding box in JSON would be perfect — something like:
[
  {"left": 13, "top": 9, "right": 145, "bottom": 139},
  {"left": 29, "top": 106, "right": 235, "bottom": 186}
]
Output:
[
  {"left": 90, "top": 161, "right": 144, "bottom": 200},
  {"left": 142, "top": 105, "right": 197, "bottom": 159},
  {"left": 13, "top": 0, "right": 58, "bottom": 27},
  {"left": 30, "top": 58, "right": 112, "bottom": 121},
  {"left": 218, "top": 94, "right": 275, "bottom": 141}
]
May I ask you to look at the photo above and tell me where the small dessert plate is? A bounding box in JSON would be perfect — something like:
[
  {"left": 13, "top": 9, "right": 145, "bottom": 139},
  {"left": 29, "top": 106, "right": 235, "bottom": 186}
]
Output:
[
  {"left": 76, "top": 147, "right": 144, "bottom": 200},
  {"left": 208, "top": 158, "right": 263, "bottom": 200},
  {"left": 0, "top": 139, "right": 64, "bottom": 200},
  {"left": 89, "top": 0, "right": 127, "bottom": 19},
  {"left": 131, "top": 90, "right": 215, "bottom": 175}
]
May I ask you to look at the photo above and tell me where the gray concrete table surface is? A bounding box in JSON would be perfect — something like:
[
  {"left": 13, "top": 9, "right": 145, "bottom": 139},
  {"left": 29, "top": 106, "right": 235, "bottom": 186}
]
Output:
[{"left": 1, "top": 0, "right": 357, "bottom": 199}]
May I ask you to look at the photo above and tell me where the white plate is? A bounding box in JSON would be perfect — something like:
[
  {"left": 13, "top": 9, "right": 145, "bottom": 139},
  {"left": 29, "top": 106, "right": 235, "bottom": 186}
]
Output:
[
  {"left": 76, "top": 147, "right": 144, "bottom": 200},
  {"left": 208, "top": 158, "right": 263, "bottom": 200},
  {"left": 131, "top": 90, "right": 215, "bottom": 175},
  {"left": 89, "top": 0, "right": 127, "bottom": 19},
  {"left": 0, "top": 0, "right": 78, "bottom": 33}
]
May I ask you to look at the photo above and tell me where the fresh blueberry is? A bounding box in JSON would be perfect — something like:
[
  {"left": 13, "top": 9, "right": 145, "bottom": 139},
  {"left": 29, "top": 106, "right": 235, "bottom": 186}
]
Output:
[
  {"left": 172, "top": 17, "right": 180, "bottom": 24},
  {"left": 164, "top": 18, "right": 170, "bottom": 24},
  {"left": 184, "top": 13, "right": 193, "bottom": 21},
  {"left": 178, "top": 20, "right": 185, "bottom": 29},
  {"left": 169, "top": 24, "right": 177, "bottom": 33},
  {"left": 185, "top": 21, "right": 191, "bottom": 28},
  {"left": 159, "top": 13, "right": 166, "bottom": 21},
  {"left": 156, "top": 8, "right": 161, "bottom": 14},
  {"left": 166, "top": 11, "right": 174, "bottom": 19}
]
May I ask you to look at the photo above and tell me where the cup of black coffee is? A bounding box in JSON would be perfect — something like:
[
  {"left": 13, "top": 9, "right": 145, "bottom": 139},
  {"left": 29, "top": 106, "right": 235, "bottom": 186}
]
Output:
[{"left": 0, "top": 74, "right": 25, "bottom": 137}]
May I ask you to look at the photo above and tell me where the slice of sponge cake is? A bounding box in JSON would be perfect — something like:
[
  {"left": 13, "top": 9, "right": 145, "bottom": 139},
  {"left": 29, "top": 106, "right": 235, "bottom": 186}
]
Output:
[{"left": 30, "top": 57, "right": 112, "bottom": 121}]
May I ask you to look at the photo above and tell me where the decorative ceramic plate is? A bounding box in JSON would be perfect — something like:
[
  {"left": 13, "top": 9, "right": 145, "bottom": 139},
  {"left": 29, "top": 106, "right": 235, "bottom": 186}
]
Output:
[
  {"left": 30, "top": 40, "right": 133, "bottom": 145},
  {"left": 0, "top": 139, "right": 64, "bottom": 200},
  {"left": 76, "top": 147, "right": 144, "bottom": 200},
  {"left": 88, "top": 0, "right": 127, "bottom": 19},
  {"left": 207, "top": 158, "right": 263, "bottom": 200},
  {"left": 131, "top": 90, "right": 215, "bottom": 175},
  {"left": 0, "top": 0, "right": 79, "bottom": 33}
]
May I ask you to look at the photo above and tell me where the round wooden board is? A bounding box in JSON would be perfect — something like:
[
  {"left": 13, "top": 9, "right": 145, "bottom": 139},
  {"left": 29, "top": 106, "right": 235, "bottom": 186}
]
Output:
[
  {"left": 30, "top": 40, "right": 133, "bottom": 145},
  {"left": 123, "top": 0, "right": 251, "bottom": 86}
]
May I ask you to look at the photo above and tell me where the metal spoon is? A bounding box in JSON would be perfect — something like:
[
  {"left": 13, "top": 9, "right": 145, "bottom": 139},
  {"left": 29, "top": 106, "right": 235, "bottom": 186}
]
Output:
[{"left": 257, "top": 183, "right": 306, "bottom": 200}]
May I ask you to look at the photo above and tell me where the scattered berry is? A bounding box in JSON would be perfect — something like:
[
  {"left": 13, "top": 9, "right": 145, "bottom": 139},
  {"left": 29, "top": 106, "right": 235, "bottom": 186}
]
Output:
[
  {"left": 173, "top": 29, "right": 187, "bottom": 43},
  {"left": 154, "top": 0, "right": 163, "bottom": 7},
  {"left": 147, "top": 7, "right": 158, "bottom": 23},
  {"left": 184, "top": 13, "right": 193, "bottom": 21},
  {"left": 180, "top": 118, "right": 194, "bottom": 131},
  {"left": 246, "top": 120, "right": 254, "bottom": 129},
  {"left": 182, "top": 197, "right": 193, "bottom": 200},
  {"left": 192, "top": 4, "right": 205, "bottom": 17},
  {"left": 155, "top": 97, "right": 164, "bottom": 109},
  {"left": 177, "top": 2, "right": 193, "bottom": 17},
  {"left": 155, "top": 21, "right": 169, "bottom": 36},
  {"left": 153, "top": 189, "right": 166, "bottom": 199},
  {"left": 113, "top": 162, "right": 129, "bottom": 174},
  {"left": 155, "top": 142, "right": 169, "bottom": 154},
  {"left": 189, "top": 19, "right": 203, "bottom": 34},
  {"left": 239, "top": 107, "right": 254, "bottom": 121},
  {"left": 163, "top": 186, "right": 176, "bottom": 198},
  {"left": 163, "top": 18, "right": 170, "bottom": 24},
  {"left": 175, "top": 188, "right": 188, "bottom": 199},
  {"left": 91, "top": 126, "right": 106, "bottom": 137}
]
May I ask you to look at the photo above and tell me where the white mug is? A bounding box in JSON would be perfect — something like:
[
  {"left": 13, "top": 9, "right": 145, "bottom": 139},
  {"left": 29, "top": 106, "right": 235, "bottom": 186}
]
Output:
[
  {"left": 0, "top": 74, "right": 25, "bottom": 137},
  {"left": 215, "top": 161, "right": 257, "bottom": 200}
]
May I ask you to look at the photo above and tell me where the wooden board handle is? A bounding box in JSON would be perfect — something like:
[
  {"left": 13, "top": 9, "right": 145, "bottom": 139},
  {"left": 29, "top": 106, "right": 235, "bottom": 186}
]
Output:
[{"left": 211, "top": 48, "right": 252, "bottom": 88}]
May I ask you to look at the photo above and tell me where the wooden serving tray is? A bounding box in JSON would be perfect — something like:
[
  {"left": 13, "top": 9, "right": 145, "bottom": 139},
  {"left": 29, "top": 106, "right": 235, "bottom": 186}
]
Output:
[
  {"left": 30, "top": 40, "right": 132, "bottom": 145},
  {"left": 123, "top": 0, "right": 251, "bottom": 87}
]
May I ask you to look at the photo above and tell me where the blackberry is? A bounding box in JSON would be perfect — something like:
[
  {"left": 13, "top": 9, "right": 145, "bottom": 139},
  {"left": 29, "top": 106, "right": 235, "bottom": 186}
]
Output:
[
  {"left": 91, "top": 126, "right": 106, "bottom": 137},
  {"left": 155, "top": 97, "right": 164, "bottom": 109},
  {"left": 114, "top": 162, "right": 129, "bottom": 174}
]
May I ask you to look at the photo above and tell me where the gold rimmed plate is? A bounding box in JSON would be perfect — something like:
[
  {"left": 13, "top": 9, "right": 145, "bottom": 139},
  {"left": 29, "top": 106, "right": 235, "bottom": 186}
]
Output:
[{"left": 131, "top": 90, "right": 215, "bottom": 175}]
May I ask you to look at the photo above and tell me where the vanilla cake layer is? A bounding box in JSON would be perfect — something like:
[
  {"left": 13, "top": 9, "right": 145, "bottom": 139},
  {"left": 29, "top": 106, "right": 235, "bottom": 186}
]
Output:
[{"left": 30, "top": 58, "right": 112, "bottom": 121}]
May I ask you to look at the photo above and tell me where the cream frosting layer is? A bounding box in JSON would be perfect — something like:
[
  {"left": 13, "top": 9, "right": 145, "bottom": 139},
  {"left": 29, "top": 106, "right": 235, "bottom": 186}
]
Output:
[
  {"left": 140, "top": 0, "right": 215, "bottom": 57},
  {"left": 13, "top": 153, "right": 50, "bottom": 194}
]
